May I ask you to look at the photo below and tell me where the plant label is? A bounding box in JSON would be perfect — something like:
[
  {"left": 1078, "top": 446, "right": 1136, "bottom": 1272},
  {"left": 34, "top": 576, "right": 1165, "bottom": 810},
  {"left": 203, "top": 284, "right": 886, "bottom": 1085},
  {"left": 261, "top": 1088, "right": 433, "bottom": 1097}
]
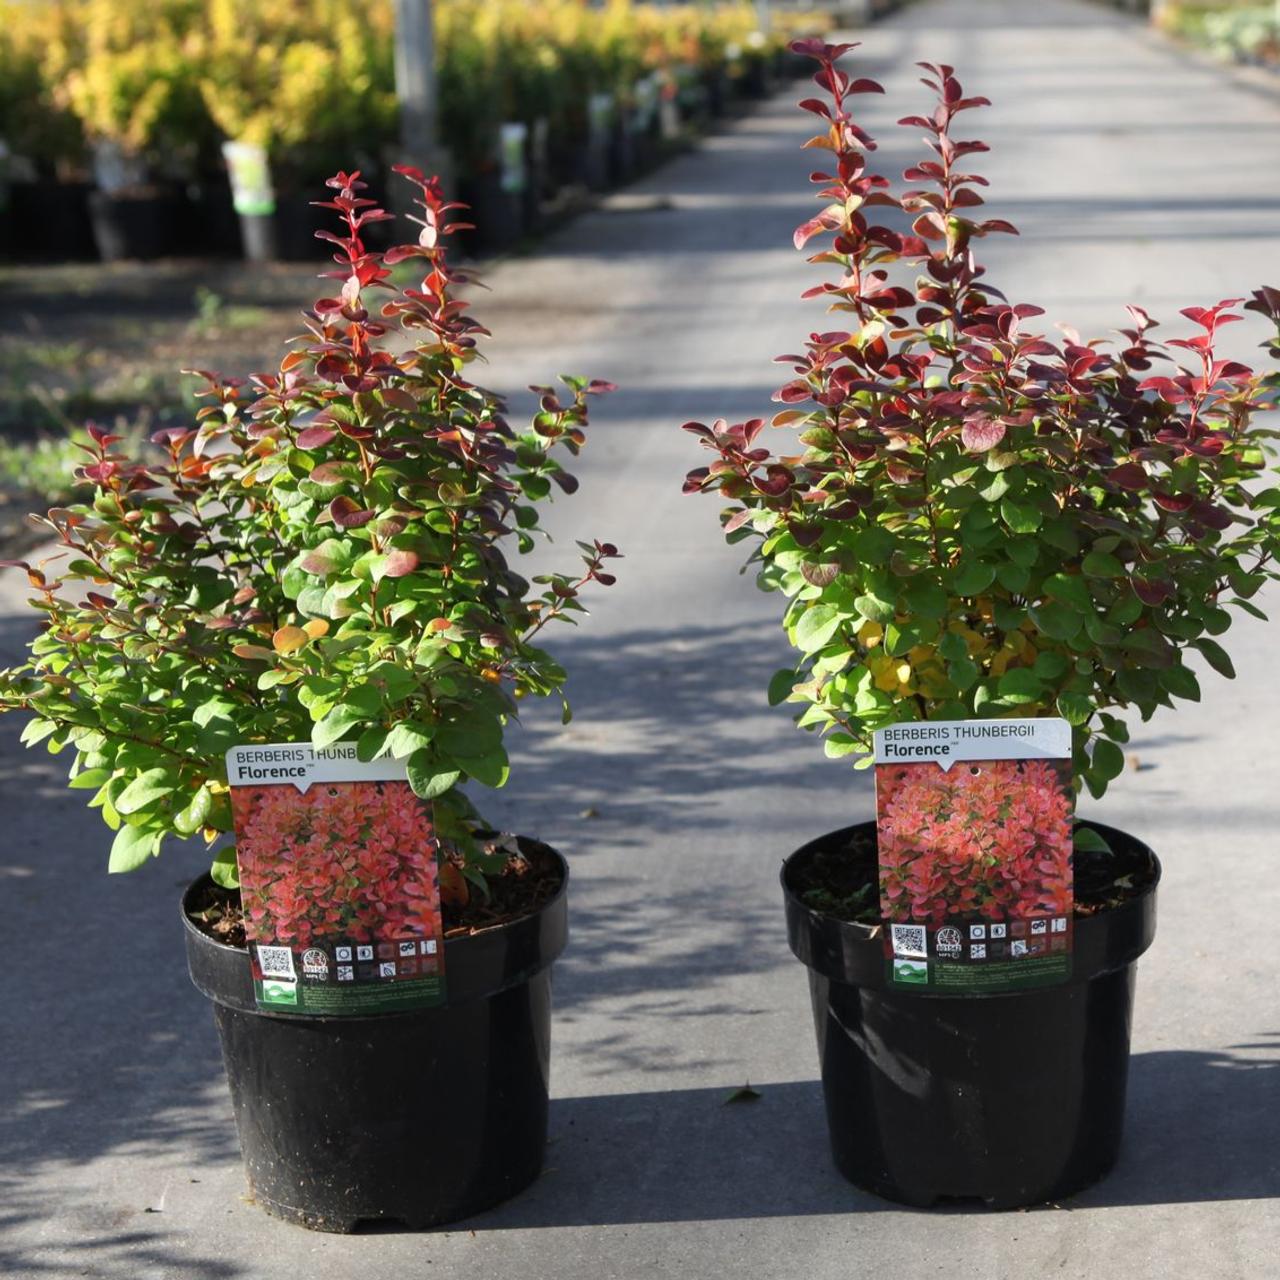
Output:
[
  {"left": 873, "top": 718, "right": 1074, "bottom": 993},
  {"left": 221, "top": 141, "right": 276, "bottom": 217},
  {"left": 226, "top": 743, "right": 447, "bottom": 1015}
]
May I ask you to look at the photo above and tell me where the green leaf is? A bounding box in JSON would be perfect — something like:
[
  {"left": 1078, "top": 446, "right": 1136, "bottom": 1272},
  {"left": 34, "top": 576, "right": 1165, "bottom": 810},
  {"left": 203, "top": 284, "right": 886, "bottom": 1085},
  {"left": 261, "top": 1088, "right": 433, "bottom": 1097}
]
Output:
[
  {"left": 173, "top": 786, "right": 214, "bottom": 836},
  {"left": 1006, "top": 539, "right": 1039, "bottom": 569},
  {"left": 1028, "top": 601, "right": 1082, "bottom": 642},
  {"left": 939, "top": 631, "right": 969, "bottom": 664},
  {"left": 1160, "top": 665, "right": 1201, "bottom": 702},
  {"left": 1116, "top": 667, "right": 1159, "bottom": 705},
  {"left": 794, "top": 603, "right": 843, "bottom": 653},
  {"left": 437, "top": 717, "right": 503, "bottom": 757},
  {"left": 356, "top": 725, "right": 390, "bottom": 762},
  {"left": 386, "top": 720, "right": 435, "bottom": 758},
  {"left": 312, "top": 703, "right": 368, "bottom": 748},
  {"left": 1032, "top": 651, "right": 1070, "bottom": 681},
  {"left": 1000, "top": 497, "right": 1041, "bottom": 533},
  {"left": 1043, "top": 573, "right": 1092, "bottom": 611},
  {"left": 210, "top": 845, "right": 240, "bottom": 890},
  {"left": 109, "top": 823, "right": 159, "bottom": 873},
  {"left": 1091, "top": 738, "right": 1126, "bottom": 782},
  {"left": 19, "top": 718, "right": 57, "bottom": 747},
  {"left": 977, "top": 470, "right": 1011, "bottom": 502},
  {"left": 996, "top": 668, "right": 1044, "bottom": 705},
  {"left": 1193, "top": 637, "right": 1235, "bottom": 679},
  {"left": 952, "top": 562, "right": 995, "bottom": 595},
  {"left": 1056, "top": 691, "right": 1093, "bottom": 726},
  {"left": 114, "top": 768, "right": 178, "bottom": 816},
  {"left": 406, "top": 750, "right": 462, "bottom": 800},
  {"left": 1040, "top": 520, "right": 1080, "bottom": 555},
  {"left": 904, "top": 580, "right": 947, "bottom": 621},
  {"left": 768, "top": 668, "right": 797, "bottom": 706},
  {"left": 852, "top": 527, "right": 894, "bottom": 564},
  {"left": 1073, "top": 826, "right": 1112, "bottom": 855},
  {"left": 453, "top": 745, "right": 509, "bottom": 789},
  {"left": 995, "top": 562, "right": 1029, "bottom": 593},
  {"left": 853, "top": 593, "right": 895, "bottom": 625},
  {"left": 823, "top": 734, "right": 863, "bottom": 759},
  {"left": 69, "top": 767, "right": 112, "bottom": 790},
  {"left": 1082, "top": 550, "right": 1124, "bottom": 578},
  {"left": 883, "top": 621, "right": 920, "bottom": 658}
]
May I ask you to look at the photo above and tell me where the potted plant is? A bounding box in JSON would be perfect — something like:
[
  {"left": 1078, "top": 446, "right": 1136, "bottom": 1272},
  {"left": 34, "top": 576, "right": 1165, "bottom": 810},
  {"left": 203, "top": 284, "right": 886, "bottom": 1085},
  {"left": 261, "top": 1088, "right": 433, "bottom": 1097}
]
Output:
[
  {"left": 684, "top": 39, "right": 1280, "bottom": 1208},
  {"left": 57, "top": 0, "right": 212, "bottom": 261},
  {"left": 193, "top": 0, "right": 397, "bottom": 262},
  {"left": 0, "top": 167, "right": 619, "bottom": 1231},
  {"left": 0, "top": 1, "right": 95, "bottom": 262}
]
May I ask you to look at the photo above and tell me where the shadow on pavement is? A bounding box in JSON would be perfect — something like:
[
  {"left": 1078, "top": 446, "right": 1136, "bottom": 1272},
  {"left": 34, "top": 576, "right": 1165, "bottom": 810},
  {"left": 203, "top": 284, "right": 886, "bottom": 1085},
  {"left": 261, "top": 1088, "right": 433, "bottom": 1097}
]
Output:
[{"left": 466, "top": 1039, "right": 1280, "bottom": 1230}]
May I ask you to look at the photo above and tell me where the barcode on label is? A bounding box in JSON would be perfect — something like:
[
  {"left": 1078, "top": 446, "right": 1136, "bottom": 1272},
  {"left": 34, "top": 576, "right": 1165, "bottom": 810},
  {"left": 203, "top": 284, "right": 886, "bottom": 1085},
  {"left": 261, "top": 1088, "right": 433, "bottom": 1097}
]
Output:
[
  {"left": 890, "top": 924, "right": 928, "bottom": 959},
  {"left": 256, "top": 945, "right": 296, "bottom": 979}
]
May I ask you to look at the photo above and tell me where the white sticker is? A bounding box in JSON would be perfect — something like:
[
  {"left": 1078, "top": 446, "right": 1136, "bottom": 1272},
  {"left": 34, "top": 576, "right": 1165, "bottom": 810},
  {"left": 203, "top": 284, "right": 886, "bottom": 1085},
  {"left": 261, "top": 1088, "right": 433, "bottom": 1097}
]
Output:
[{"left": 873, "top": 716, "right": 1071, "bottom": 770}]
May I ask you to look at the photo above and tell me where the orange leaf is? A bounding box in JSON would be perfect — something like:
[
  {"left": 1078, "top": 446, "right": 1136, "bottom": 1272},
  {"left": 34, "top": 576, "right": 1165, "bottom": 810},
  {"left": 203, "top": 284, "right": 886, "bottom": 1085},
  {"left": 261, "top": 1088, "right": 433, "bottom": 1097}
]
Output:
[
  {"left": 440, "top": 863, "right": 469, "bottom": 908},
  {"left": 232, "top": 643, "right": 275, "bottom": 661},
  {"left": 271, "top": 626, "right": 309, "bottom": 654},
  {"left": 303, "top": 619, "right": 329, "bottom": 640}
]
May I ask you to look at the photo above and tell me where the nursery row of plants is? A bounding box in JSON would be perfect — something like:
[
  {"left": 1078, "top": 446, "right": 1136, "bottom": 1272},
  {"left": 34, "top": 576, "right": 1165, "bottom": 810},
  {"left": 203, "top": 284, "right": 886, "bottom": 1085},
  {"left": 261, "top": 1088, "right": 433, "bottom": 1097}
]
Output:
[
  {"left": 0, "top": 0, "right": 835, "bottom": 263},
  {"left": 1154, "top": 2, "right": 1280, "bottom": 67}
]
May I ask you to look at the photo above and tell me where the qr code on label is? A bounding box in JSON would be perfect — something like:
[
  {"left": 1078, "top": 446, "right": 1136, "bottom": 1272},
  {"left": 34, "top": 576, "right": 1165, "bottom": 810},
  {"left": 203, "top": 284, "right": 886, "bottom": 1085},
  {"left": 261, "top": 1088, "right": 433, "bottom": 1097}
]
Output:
[
  {"left": 256, "top": 945, "right": 295, "bottom": 979},
  {"left": 890, "top": 924, "right": 928, "bottom": 959}
]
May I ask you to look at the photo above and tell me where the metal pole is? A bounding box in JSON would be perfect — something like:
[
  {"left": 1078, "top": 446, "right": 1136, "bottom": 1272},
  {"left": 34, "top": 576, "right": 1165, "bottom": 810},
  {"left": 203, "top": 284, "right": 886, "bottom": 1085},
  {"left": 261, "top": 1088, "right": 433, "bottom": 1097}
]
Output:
[{"left": 394, "top": 0, "right": 450, "bottom": 191}]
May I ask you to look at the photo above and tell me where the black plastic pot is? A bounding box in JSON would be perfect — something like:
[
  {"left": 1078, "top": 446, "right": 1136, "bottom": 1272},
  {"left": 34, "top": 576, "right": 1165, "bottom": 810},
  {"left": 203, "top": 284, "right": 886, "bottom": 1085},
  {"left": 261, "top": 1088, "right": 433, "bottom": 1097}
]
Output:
[
  {"left": 183, "top": 838, "right": 568, "bottom": 1232},
  {"left": 179, "top": 177, "right": 241, "bottom": 258},
  {"left": 782, "top": 820, "right": 1159, "bottom": 1209},
  {"left": 457, "top": 170, "right": 524, "bottom": 254},
  {"left": 87, "top": 189, "right": 181, "bottom": 261},
  {"left": 5, "top": 180, "right": 97, "bottom": 261}
]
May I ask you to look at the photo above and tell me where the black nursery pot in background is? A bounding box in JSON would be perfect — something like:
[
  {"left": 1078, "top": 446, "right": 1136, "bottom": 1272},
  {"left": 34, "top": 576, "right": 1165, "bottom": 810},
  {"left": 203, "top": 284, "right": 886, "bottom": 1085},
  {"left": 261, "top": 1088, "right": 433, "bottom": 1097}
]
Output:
[
  {"left": 87, "top": 188, "right": 186, "bottom": 262},
  {"left": 183, "top": 839, "right": 568, "bottom": 1232},
  {"left": 5, "top": 181, "right": 97, "bottom": 261},
  {"left": 782, "top": 820, "right": 1159, "bottom": 1210}
]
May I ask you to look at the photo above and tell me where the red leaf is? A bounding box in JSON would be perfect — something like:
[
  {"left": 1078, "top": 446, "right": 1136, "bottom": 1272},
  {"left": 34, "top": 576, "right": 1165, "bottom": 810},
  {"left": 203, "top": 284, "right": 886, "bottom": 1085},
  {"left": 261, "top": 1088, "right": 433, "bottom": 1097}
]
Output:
[
  {"left": 960, "top": 415, "right": 1007, "bottom": 452},
  {"left": 1131, "top": 575, "right": 1172, "bottom": 605},
  {"left": 1152, "top": 491, "right": 1193, "bottom": 513},
  {"left": 382, "top": 549, "right": 419, "bottom": 578},
  {"left": 1110, "top": 462, "right": 1147, "bottom": 490},
  {"left": 329, "top": 496, "right": 376, "bottom": 528},
  {"left": 296, "top": 426, "right": 337, "bottom": 450}
]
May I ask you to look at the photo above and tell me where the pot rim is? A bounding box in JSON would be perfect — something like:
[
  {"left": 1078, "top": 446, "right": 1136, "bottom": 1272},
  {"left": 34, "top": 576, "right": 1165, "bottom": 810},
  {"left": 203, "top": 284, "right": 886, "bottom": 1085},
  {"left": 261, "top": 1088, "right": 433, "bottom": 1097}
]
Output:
[
  {"left": 781, "top": 818, "right": 1160, "bottom": 996},
  {"left": 183, "top": 834, "right": 569, "bottom": 1017}
]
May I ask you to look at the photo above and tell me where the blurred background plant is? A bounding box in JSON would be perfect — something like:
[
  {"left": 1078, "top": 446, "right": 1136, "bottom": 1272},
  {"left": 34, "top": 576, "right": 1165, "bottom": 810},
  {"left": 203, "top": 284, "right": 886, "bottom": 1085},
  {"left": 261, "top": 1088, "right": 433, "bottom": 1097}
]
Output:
[
  {"left": 1155, "top": 1, "right": 1280, "bottom": 66},
  {"left": 0, "top": 0, "right": 841, "bottom": 555}
]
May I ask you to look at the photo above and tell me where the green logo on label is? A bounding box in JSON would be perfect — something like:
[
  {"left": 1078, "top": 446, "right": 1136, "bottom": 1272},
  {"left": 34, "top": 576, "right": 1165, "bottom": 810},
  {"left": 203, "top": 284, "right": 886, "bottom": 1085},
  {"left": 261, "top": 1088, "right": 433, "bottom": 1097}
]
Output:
[
  {"left": 261, "top": 979, "right": 298, "bottom": 1005},
  {"left": 893, "top": 959, "right": 929, "bottom": 985}
]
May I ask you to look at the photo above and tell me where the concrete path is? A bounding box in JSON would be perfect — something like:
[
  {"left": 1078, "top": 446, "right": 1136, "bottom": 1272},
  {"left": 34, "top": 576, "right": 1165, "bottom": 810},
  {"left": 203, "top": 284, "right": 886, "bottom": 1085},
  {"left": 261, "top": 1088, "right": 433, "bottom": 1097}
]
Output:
[{"left": 3, "top": 2, "right": 1280, "bottom": 1276}]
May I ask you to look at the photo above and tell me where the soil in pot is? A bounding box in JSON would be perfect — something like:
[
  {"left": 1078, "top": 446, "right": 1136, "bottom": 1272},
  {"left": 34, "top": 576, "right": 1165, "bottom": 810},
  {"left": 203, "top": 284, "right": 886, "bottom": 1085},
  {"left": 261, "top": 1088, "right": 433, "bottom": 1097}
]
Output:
[
  {"left": 782, "top": 819, "right": 1160, "bottom": 1210},
  {"left": 184, "top": 837, "right": 568, "bottom": 1232},
  {"left": 788, "top": 819, "right": 1158, "bottom": 925}
]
